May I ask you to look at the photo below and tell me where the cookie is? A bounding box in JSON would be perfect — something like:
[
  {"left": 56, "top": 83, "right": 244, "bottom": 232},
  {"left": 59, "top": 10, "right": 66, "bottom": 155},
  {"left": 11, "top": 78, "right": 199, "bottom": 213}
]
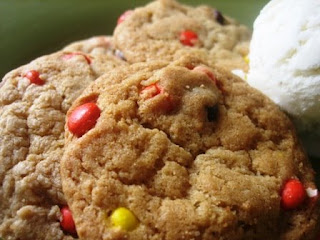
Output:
[
  {"left": 113, "top": 0, "right": 251, "bottom": 71},
  {"left": 0, "top": 40, "right": 126, "bottom": 239},
  {"left": 63, "top": 36, "right": 114, "bottom": 55},
  {"left": 61, "top": 56, "right": 320, "bottom": 240},
  {"left": 63, "top": 36, "right": 130, "bottom": 64},
  {"left": 63, "top": 36, "right": 127, "bottom": 77}
]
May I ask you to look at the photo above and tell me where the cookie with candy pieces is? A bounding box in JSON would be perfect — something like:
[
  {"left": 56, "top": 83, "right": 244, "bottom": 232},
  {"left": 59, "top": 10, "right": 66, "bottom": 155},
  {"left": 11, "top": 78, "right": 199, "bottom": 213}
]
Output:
[
  {"left": 113, "top": 0, "right": 251, "bottom": 71},
  {"left": 61, "top": 55, "right": 320, "bottom": 240},
  {"left": 0, "top": 37, "right": 126, "bottom": 240}
]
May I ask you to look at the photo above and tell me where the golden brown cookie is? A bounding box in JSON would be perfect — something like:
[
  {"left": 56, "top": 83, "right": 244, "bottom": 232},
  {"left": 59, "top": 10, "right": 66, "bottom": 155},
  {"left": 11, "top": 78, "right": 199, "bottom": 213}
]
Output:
[
  {"left": 0, "top": 40, "right": 126, "bottom": 239},
  {"left": 63, "top": 36, "right": 127, "bottom": 77},
  {"left": 113, "top": 0, "right": 250, "bottom": 71},
  {"left": 61, "top": 56, "right": 320, "bottom": 240},
  {"left": 63, "top": 36, "right": 114, "bottom": 55}
]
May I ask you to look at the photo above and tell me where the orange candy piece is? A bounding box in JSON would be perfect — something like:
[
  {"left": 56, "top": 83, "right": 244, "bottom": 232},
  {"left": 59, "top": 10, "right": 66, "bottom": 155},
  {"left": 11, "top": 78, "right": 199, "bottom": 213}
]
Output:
[
  {"left": 140, "top": 83, "right": 162, "bottom": 99},
  {"left": 117, "top": 10, "right": 133, "bottom": 25},
  {"left": 68, "top": 102, "right": 101, "bottom": 137},
  {"left": 192, "top": 66, "right": 216, "bottom": 82},
  {"left": 62, "top": 52, "right": 91, "bottom": 64},
  {"left": 179, "top": 30, "right": 198, "bottom": 46},
  {"left": 281, "top": 179, "right": 306, "bottom": 210},
  {"left": 60, "top": 206, "right": 77, "bottom": 235},
  {"left": 24, "top": 70, "right": 45, "bottom": 85}
]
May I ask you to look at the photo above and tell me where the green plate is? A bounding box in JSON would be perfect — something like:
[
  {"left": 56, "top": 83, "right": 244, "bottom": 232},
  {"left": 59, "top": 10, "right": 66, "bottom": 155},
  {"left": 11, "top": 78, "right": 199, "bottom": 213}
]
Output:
[{"left": 1, "top": 0, "right": 319, "bottom": 183}]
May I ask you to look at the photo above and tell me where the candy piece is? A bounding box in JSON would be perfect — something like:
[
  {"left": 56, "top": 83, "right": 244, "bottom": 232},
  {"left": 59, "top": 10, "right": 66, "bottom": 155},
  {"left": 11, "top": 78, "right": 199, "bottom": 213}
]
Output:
[
  {"left": 281, "top": 179, "right": 306, "bottom": 210},
  {"left": 306, "top": 187, "right": 318, "bottom": 198},
  {"left": 111, "top": 207, "right": 138, "bottom": 231},
  {"left": 62, "top": 52, "right": 91, "bottom": 64},
  {"left": 60, "top": 206, "right": 76, "bottom": 235},
  {"left": 185, "top": 63, "right": 196, "bottom": 70},
  {"left": 24, "top": 70, "right": 45, "bottom": 85},
  {"left": 68, "top": 102, "right": 101, "bottom": 137},
  {"left": 192, "top": 66, "right": 224, "bottom": 91},
  {"left": 115, "top": 49, "right": 126, "bottom": 61},
  {"left": 140, "top": 83, "right": 174, "bottom": 112},
  {"left": 140, "top": 83, "right": 162, "bottom": 99},
  {"left": 193, "top": 66, "right": 216, "bottom": 82},
  {"left": 179, "top": 30, "right": 198, "bottom": 47},
  {"left": 244, "top": 55, "right": 250, "bottom": 64},
  {"left": 306, "top": 186, "right": 319, "bottom": 205},
  {"left": 206, "top": 105, "right": 219, "bottom": 122},
  {"left": 214, "top": 10, "right": 225, "bottom": 25},
  {"left": 117, "top": 10, "right": 133, "bottom": 25}
]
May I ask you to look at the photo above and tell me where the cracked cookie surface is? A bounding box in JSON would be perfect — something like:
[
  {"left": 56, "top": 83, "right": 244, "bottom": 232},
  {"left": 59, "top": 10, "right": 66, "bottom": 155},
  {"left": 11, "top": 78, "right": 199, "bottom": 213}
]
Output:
[
  {"left": 63, "top": 36, "right": 115, "bottom": 56},
  {"left": 61, "top": 57, "right": 320, "bottom": 240},
  {"left": 0, "top": 39, "right": 126, "bottom": 240},
  {"left": 113, "top": 0, "right": 250, "bottom": 71}
]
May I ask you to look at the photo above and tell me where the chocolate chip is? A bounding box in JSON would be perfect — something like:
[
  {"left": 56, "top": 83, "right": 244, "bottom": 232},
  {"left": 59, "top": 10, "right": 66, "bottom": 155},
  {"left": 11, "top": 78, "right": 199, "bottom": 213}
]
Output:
[
  {"left": 214, "top": 10, "right": 225, "bottom": 25},
  {"left": 207, "top": 105, "right": 219, "bottom": 122}
]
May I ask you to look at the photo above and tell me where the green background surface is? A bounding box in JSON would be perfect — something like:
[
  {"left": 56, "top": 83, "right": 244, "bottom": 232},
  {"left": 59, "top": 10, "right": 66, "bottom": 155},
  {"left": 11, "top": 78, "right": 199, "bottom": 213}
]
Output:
[
  {"left": 0, "top": 0, "right": 269, "bottom": 79},
  {"left": 1, "top": 0, "right": 319, "bottom": 184}
]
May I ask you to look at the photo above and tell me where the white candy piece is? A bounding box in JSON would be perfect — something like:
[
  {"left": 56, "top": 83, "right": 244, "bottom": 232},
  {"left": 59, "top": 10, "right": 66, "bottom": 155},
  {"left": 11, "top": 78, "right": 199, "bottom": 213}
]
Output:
[{"left": 306, "top": 187, "right": 318, "bottom": 198}]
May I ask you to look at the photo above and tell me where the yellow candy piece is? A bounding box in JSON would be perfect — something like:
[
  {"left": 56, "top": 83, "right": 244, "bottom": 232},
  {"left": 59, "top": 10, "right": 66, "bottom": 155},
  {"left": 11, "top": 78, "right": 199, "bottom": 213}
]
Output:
[
  {"left": 110, "top": 207, "right": 138, "bottom": 231},
  {"left": 244, "top": 55, "right": 250, "bottom": 64}
]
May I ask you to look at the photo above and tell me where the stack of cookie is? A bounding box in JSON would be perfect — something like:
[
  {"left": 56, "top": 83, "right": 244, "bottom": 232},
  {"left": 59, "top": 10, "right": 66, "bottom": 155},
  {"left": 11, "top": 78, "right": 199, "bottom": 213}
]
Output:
[{"left": 0, "top": 1, "right": 319, "bottom": 240}]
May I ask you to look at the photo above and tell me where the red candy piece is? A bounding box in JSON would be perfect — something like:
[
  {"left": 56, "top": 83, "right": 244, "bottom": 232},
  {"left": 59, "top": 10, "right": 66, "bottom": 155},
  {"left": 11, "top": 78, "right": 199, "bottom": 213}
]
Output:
[
  {"left": 193, "top": 66, "right": 216, "bottom": 82},
  {"left": 68, "top": 102, "right": 101, "bottom": 137},
  {"left": 63, "top": 52, "right": 91, "bottom": 64},
  {"left": 185, "top": 63, "right": 196, "bottom": 70},
  {"left": 60, "top": 206, "right": 76, "bottom": 234},
  {"left": 140, "top": 83, "right": 162, "bottom": 99},
  {"left": 192, "top": 65, "right": 224, "bottom": 91},
  {"left": 281, "top": 179, "right": 306, "bottom": 210},
  {"left": 117, "top": 10, "right": 133, "bottom": 25},
  {"left": 24, "top": 70, "right": 45, "bottom": 85},
  {"left": 140, "top": 83, "right": 174, "bottom": 112},
  {"left": 179, "top": 30, "right": 198, "bottom": 47}
]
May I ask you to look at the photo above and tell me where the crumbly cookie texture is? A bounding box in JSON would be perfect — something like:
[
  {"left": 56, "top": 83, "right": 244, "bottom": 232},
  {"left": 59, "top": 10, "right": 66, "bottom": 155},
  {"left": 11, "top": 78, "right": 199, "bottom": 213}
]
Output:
[
  {"left": 63, "top": 36, "right": 115, "bottom": 56},
  {"left": 63, "top": 36, "right": 126, "bottom": 77},
  {"left": 61, "top": 56, "right": 320, "bottom": 240},
  {"left": 113, "top": 0, "right": 250, "bottom": 71},
  {"left": 0, "top": 43, "right": 126, "bottom": 239}
]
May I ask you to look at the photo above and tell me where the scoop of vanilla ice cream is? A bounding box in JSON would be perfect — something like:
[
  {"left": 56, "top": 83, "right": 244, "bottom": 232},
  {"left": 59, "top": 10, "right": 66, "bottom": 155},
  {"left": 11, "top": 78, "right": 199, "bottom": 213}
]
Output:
[{"left": 247, "top": 0, "right": 320, "bottom": 156}]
